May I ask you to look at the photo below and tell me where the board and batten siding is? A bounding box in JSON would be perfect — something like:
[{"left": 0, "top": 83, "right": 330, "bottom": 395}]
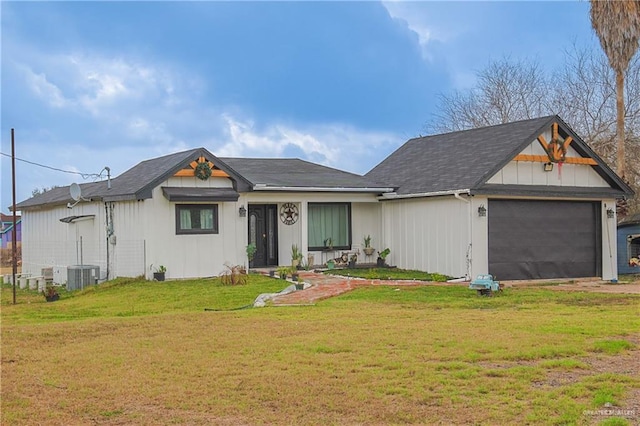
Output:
[
  {"left": 243, "top": 192, "right": 381, "bottom": 267},
  {"left": 22, "top": 202, "right": 107, "bottom": 284},
  {"left": 138, "top": 176, "right": 244, "bottom": 280},
  {"left": 487, "top": 135, "right": 609, "bottom": 187},
  {"left": 381, "top": 196, "right": 474, "bottom": 279}
]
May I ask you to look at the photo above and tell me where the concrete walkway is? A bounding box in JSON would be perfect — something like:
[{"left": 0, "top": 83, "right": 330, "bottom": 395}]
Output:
[{"left": 269, "top": 271, "right": 442, "bottom": 305}]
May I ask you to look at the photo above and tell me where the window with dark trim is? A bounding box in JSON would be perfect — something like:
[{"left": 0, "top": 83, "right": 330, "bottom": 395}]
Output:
[
  {"left": 175, "top": 204, "right": 218, "bottom": 234},
  {"left": 308, "top": 203, "right": 351, "bottom": 250}
]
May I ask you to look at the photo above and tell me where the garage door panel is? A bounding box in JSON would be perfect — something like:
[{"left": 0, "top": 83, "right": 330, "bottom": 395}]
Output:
[{"left": 488, "top": 200, "right": 600, "bottom": 280}]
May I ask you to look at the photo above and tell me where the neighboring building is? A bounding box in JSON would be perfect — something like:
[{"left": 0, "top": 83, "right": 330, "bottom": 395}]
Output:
[
  {"left": 14, "top": 115, "right": 633, "bottom": 283},
  {"left": 617, "top": 213, "right": 640, "bottom": 275},
  {"left": 0, "top": 213, "right": 21, "bottom": 249}
]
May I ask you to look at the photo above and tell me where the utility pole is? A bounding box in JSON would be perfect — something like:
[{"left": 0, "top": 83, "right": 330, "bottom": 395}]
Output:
[{"left": 11, "top": 129, "right": 17, "bottom": 305}]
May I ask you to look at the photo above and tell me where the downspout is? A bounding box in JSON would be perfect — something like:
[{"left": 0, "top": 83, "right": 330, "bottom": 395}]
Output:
[{"left": 454, "top": 191, "right": 472, "bottom": 280}]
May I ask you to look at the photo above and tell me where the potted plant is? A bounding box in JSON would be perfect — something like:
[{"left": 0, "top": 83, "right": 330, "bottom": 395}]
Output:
[
  {"left": 277, "top": 266, "right": 289, "bottom": 280},
  {"left": 246, "top": 243, "right": 257, "bottom": 266},
  {"left": 363, "top": 235, "right": 375, "bottom": 256},
  {"left": 377, "top": 248, "right": 390, "bottom": 267},
  {"left": 326, "top": 259, "right": 335, "bottom": 270},
  {"left": 152, "top": 265, "right": 167, "bottom": 281},
  {"left": 291, "top": 244, "right": 303, "bottom": 269},
  {"left": 348, "top": 253, "right": 358, "bottom": 269},
  {"left": 290, "top": 267, "right": 300, "bottom": 282},
  {"left": 324, "top": 237, "right": 333, "bottom": 250},
  {"left": 43, "top": 285, "right": 59, "bottom": 302}
]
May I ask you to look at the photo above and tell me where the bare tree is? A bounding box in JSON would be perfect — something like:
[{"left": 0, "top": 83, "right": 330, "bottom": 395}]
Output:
[
  {"left": 429, "top": 58, "right": 552, "bottom": 133},
  {"left": 428, "top": 50, "right": 640, "bottom": 215},
  {"left": 590, "top": 0, "right": 640, "bottom": 179}
]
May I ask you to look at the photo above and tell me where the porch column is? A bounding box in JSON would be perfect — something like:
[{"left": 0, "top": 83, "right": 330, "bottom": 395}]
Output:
[{"left": 300, "top": 201, "right": 308, "bottom": 257}]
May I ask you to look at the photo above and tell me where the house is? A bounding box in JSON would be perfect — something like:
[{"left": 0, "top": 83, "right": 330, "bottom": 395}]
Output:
[
  {"left": 1, "top": 213, "right": 21, "bottom": 249},
  {"left": 617, "top": 213, "right": 640, "bottom": 275},
  {"left": 367, "top": 115, "right": 632, "bottom": 280},
  {"left": 14, "top": 149, "right": 392, "bottom": 283},
  {"left": 14, "top": 115, "right": 633, "bottom": 284}
]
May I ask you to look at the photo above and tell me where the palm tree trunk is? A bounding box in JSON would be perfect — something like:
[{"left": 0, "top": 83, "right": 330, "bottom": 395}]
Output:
[{"left": 616, "top": 70, "right": 626, "bottom": 179}]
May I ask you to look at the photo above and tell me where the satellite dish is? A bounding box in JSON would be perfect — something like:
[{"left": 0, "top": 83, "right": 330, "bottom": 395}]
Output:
[{"left": 70, "top": 183, "right": 82, "bottom": 201}]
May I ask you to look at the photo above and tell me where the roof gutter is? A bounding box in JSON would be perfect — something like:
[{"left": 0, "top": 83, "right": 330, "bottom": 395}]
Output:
[
  {"left": 252, "top": 185, "right": 395, "bottom": 193},
  {"left": 378, "top": 189, "right": 471, "bottom": 200}
]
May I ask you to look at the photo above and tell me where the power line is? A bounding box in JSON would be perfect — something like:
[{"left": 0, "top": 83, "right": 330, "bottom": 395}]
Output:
[{"left": 0, "top": 151, "right": 103, "bottom": 180}]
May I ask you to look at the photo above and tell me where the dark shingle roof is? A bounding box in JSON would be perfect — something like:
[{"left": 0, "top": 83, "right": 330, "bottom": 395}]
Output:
[
  {"left": 15, "top": 148, "right": 243, "bottom": 210},
  {"left": 366, "top": 115, "right": 632, "bottom": 197},
  {"left": 219, "top": 158, "right": 392, "bottom": 191},
  {"left": 15, "top": 149, "right": 391, "bottom": 210}
]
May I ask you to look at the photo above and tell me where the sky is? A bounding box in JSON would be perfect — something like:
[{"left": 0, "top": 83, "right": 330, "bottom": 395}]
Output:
[{"left": 1, "top": 1, "right": 600, "bottom": 210}]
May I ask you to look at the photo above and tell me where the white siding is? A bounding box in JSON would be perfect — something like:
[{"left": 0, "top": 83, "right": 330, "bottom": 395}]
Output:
[
  {"left": 138, "top": 183, "right": 245, "bottom": 280},
  {"left": 381, "top": 196, "right": 471, "bottom": 278},
  {"left": 243, "top": 192, "right": 381, "bottom": 267},
  {"left": 22, "top": 202, "right": 107, "bottom": 284},
  {"left": 487, "top": 138, "right": 609, "bottom": 187},
  {"left": 602, "top": 199, "right": 618, "bottom": 280}
]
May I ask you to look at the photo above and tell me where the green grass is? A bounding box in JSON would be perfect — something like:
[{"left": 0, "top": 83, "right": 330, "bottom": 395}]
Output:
[
  {"left": 592, "top": 339, "right": 635, "bottom": 354},
  {"left": 326, "top": 267, "right": 452, "bottom": 281},
  {"left": 2, "top": 276, "right": 639, "bottom": 425},
  {"left": 1, "top": 275, "right": 287, "bottom": 323}
]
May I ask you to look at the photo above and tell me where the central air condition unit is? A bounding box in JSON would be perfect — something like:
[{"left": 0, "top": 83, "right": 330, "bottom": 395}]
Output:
[{"left": 67, "top": 265, "right": 100, "bottom": 291}]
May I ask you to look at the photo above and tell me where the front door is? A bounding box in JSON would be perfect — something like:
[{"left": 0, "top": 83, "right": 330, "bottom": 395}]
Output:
[{"left": 248, "top": 204, "right": 278, "bottom": 267}]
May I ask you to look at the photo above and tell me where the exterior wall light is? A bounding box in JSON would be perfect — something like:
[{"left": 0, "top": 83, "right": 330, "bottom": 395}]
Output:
[
  {"left": 478, "top": 204, "right": 487, "bottom": 217},
  {"left": 544, "top": 162, "right": 554, "bottom": 172},
  {"left": 239, "top": 205, "right": 247, "bottom": 217},
  {"left": 606, "top": 208, "right": 614, "bottom": 219}
]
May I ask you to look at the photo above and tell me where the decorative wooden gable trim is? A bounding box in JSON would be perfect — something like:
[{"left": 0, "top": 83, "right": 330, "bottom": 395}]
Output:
[
  {"left": 173, "top": 156, "right": 230, "bottom": 178},
  {"left": 514, "top": 122, "right": 597, "bottom": 165}
]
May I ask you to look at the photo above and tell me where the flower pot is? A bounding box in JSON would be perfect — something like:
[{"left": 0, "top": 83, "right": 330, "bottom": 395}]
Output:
[
  {"left": 295, "top": 283, "right": 304, "bottom": 290},
  {"left": 291, "top": 273, "right": 299, "bottom": 281},
  {"left": 153, "top": 272, "right": 165, "bottom": 281},
  {"left": 326, "top": 260, "right": 335, "bottom": 270},
  {"left": 45, "top": 294, "right": 59, "bottom": 302},
  {"left": 376, "top": 258, "right": 386, "bottom": 267},
  {"left": 363, "top": 247, "right": 375, "bottom": 256},
  {"left": 269, "top": 270, "right": 275, "bottom": 277},
  {"left": 348, "top": 261, "right": 356, "bottom": 269}
]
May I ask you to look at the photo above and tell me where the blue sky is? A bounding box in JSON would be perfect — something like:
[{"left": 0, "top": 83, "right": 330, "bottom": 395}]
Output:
[{"left": 1, "top": 1, "right": 598, "bottom": 209}]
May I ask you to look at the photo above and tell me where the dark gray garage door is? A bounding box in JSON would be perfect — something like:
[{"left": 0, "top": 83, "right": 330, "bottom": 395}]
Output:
[{"left": 488, "top": 200, "right": 601, "bottom": 280}]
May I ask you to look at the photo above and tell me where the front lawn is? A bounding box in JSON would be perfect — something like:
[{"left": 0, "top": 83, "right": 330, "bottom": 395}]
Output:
[{"left": 2, "top": 276, "right": 639, "bottom": 425}]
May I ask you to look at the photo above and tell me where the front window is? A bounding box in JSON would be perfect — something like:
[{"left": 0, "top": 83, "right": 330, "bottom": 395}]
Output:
[
  {"left": 176, "top": 204, "right": 218, "bottom": 234},
  {"left": 308, "top": 203, "right": 351, "bottom": 250}
]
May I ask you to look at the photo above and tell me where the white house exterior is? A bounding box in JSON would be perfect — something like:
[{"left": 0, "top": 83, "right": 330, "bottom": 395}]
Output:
[
  {"left": 15, "top": 116, "right": 633, "bottom": 284},
  {"left": 368, "top": 115, "right": 632, "bottom": 281}
]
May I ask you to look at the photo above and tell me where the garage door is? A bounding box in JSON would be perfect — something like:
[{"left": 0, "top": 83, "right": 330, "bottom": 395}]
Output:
[{"left": 488, "top": 200, "right": 601, "bottom": 280}]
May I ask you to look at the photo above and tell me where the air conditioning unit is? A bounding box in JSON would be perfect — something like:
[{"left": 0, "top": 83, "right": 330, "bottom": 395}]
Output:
[{"left": 67, "top": 265, "right": 99, "bottom": 291}]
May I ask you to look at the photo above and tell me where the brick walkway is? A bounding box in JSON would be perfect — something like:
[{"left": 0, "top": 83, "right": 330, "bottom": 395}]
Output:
[
  {"left": 269, "top": 271, "right": 436, "bottom": 305},
  {"left": 264, "top": 272, "right": 640, "bottom": 306}
]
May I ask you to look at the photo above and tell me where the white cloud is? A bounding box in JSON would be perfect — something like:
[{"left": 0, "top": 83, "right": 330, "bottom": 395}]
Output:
[
  {"left": 22, "top": 67, "right": 68, "bottom": 108},
  {"left": 3, "top": 45, "right": 404, "bottom": 206},
  {"left": 382, "top": 1, "right": 443, "bottom": 61},
  {"left": 215, "top": 115, "right": 401, "bottom": 175}
]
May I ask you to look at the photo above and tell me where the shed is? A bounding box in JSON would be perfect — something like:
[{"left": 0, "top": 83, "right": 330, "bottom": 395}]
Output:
[{"left": 617, "top": 213, "right": 640, "bottom": 275}]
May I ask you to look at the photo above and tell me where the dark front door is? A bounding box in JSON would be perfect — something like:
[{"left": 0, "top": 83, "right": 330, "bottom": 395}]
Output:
[{"left": 248, "top": 204, "right": 278, "bottom": 267}]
